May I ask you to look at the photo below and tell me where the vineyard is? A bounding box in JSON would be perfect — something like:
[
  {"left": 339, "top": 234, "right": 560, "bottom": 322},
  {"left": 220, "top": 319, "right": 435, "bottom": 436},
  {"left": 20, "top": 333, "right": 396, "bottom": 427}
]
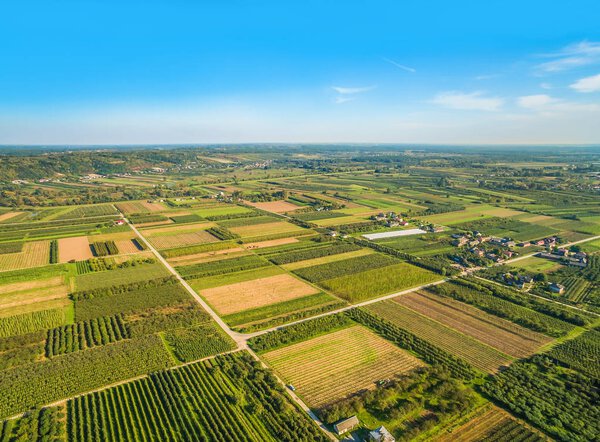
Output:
[
  {"left": 395, "top": 291, "right": 551, "bottom": 358},
  {"left": 0, "top": 308, "right": 67, "bottom": 338},
  {"left": 437, "top": 405, "right": 545, "bottom": 442},
  {"left": 561, "top": 276, "right": 593, "bottom": 302},
  {"left": 547, "top": 328, "right": 600, "bottom": 378},
  {"left": 45, "top": 315, "right": 130, "bottom": 356},
  {"left": 0, "top": 241, "right": 51, "bottom": 271},
  {"left": 176, "top": 254, "right": 268, "bottom": 279},
  {"left": 66, "top": 352, "right": 328, "bottom": 442},
  {"left": 365, "top": 301, "right": 512, "bottom": 372},
  {"left": 261, "top": 325, "right": 424, "bottom": 407}
]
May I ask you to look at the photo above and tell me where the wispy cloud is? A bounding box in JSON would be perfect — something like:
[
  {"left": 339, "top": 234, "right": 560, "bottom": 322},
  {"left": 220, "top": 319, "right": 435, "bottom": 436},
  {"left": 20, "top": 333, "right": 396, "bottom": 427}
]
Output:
[
  {"left": 570, "top": 73, "right": 600, "bottom": 93},
  {"left": 382, "top": 57, "right": 416, "bottom": 73},
  {"left": 475, "top": 74, "right": 500, "bottom": 81},
  {"left": 517, "top": 94, "right": 599, "bottom": 113},
  {"left": 432, "top": 91, "right": 504, "bottom": 111},
  {"left": 331, "top": 85, "right": 376, "bottom": 94},
  {"left": 331, "top": 85, "right": 376, "bottom": 104},
  {"left": 539, "top": 82, "right": 553, "bottom": 90},
  {"left": 536, "top": 41, "right": 600, "bottom": 73},
  {"left": 334, "top": 96, "right": 356, "bottom": 104}
]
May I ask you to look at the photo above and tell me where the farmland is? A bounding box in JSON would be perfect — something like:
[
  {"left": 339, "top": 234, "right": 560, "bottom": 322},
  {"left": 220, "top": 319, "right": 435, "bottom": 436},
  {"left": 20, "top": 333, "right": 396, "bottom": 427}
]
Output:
[
  {"left": 262, "top": 325, "right": 424, "bottom": 407},
  {"left": 1, "top": 145, "right": 600, "bottom": 441},
  {"left": 366, "top": 300, "right": 513, "bottom": 372}
]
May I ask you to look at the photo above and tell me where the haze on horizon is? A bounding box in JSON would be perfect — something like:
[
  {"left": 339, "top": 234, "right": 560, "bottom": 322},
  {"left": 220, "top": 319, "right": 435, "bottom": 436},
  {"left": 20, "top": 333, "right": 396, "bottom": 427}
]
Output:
[{"left": 1, "top": 0, "right": 600, "bottom": 145}]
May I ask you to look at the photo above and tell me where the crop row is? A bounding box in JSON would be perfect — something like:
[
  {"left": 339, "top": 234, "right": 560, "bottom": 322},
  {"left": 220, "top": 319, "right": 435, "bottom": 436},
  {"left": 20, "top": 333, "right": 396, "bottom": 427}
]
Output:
[
  {"left": 163, "top": 323, "right": 236, "bottom": 362},
  {"left": 0, "top": 309, "right": 66, "bottom": 339},
  {"left": 0, "top": 242, "right": 23, "bottom": 255},
  {"left": 49, "top": 239, "right": 58, "bottom": 264},
  {"left": 293, "top": 253, "right": 398, "bottom": 283},
  {"left": 547, "top": 329, "right": 600, "bottom": 379},
  {"left": 205, "top": 225, "right": 239, "bottom": 240},
  {"left": 90, "top": 240, "right": 118, "bottom": 257},
  {"left": 66, "top": 352, "right": 327, "bottom": 442},
  {"left": 431, "top": 280, "right": 578, "bottom": 337},
  {"left": 268, "top": 242, "right": 360, "bottom": 265},
  {"left": 176, "top": 255, "right": 268, "bottom": 279},
  {"left": 46, "top": 315, "right": 130, "bottom": 357},
  {"left": 347, "top": 307, "right": 478, "bottom": 380}
]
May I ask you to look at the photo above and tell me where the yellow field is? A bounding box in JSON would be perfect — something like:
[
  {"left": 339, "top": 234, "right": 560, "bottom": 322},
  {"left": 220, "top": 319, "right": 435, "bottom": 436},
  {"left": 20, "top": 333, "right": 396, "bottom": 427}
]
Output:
[
  {"left": 141, "top": 222, "right": 215, "bottom": 236},
  {"left": 243, "top": 237, "right": 299, "bottom": 249},
  {"left": 114, "top": 239, "right": 141, "bottom": 254},
  {"left": 88, "top": 231, "right": 136, "bottom": 242},
  {"left": 245, "top": 200, "right": 302, "bottom": 213},
  {"left": 229, "top": 221, "right": 306, "bottom": 239},
  {"left": 149, "top": 231, "right": 219, "bottom": 249},
  {"left": 167, "top": 248, "right": 247, "bottom": 266},
  {"left": 201, "top": 273, "right": 320, "bottom": 315},
  {"left": 262, "top": 325, "right": 424, "bottom": 407},
  {"left": 0, "top": 276, "right": 70, "bottom": 317},
  {"left": 0, "top": 241, "right": 51, "bottom": 271},
  {"left": 0, "top": 212, "right": 23, "bottom": 222}
]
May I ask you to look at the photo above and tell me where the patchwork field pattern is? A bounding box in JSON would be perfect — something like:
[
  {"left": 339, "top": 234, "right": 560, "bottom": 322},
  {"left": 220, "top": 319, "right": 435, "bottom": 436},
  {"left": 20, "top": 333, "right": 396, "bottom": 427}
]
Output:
[{"left": 262, "top": 325, "right": 424, "bottom": 408}]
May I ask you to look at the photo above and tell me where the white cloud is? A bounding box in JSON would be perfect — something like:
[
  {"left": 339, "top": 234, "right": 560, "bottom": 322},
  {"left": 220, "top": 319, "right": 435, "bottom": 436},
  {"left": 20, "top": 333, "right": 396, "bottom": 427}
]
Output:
[
  {"left": 517, "top": 94, "right": 599, "bottom": 113},
  {"left": 382, "top": 57, "right": 416, "bottom": 73},
  {"left": 331, "top": 85, "right": 376, "bottom": 94},
  {"left": 432, "top": 91, "right": 504, "bottom": 111},
  {"left": 517, "top": 94, "right": 556, "bottom": 109},
  {"left": 537, "top": 41, "right": 600, "bottom": 72},
  {"left": 570, "top": 73, "right": 600, "bottom": 93},
  {"left": 539, "top": 82, "right": 552, "bottom": 90}
]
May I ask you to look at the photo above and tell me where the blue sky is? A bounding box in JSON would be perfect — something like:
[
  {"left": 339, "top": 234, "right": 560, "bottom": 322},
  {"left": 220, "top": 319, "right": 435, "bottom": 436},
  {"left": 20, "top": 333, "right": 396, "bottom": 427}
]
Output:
[{"left": 2, "top": 0, "right": 600, "bottom": 144}]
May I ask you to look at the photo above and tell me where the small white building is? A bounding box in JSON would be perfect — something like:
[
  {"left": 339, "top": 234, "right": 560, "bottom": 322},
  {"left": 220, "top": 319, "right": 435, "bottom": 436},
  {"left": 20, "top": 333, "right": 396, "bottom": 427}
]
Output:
[
  {"left": 369, "top": 426, "right": 395, "bottom": 442},
  {"left": 333, "top": 415, "right": 359, "bottom": 435}
]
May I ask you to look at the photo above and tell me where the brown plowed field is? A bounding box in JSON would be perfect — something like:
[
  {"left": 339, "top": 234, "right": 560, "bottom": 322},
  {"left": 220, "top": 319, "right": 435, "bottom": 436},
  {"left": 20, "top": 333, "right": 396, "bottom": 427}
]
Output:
[
  {"left": 262, "top": 325, "right": 424, "bottom": 408},
  {"left": 58, "top": 236, "right": 93, "bottom": 263},
  {"left": 395, "top": 291, "right": 551, "bottom": 358}
]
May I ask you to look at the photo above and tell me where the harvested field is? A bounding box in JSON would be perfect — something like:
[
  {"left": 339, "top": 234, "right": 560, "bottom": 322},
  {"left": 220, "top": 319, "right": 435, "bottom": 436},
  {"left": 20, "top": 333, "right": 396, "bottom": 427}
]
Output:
[
  {"left": 0, "top": 276, "right": 65, "bottom": 296},
  {"left": 0, "top": 298, "right": 71, "bottom": 318},
  {"left": 141, "top": 222, "right": 215, "bottom": 235},
  {"left": 436, "top": 405, "right": 544, "bottom": 442},
  {"left": 0, "top": 284, "right": 68, "bottom": 312},
  {"left": 0, "top": 241, "right": 51, "bottom": 271},
  {"left": 58, "top": 236, "right": 93, "bottom": 263},
  {"left": 167, "top": 247, "right": 245, "bottom": 265},
  {"left": 201, "top": 273, "right": 320, "bottom": 315},
  {"left": 396, "top": 291, "right": 551, "bottom": 358},
  {"left": 229, "top": 222, "right": 305, "bottom": 239},
  {"left": 262, "top": 325, "right": 424, "bottom": 407},
  {"left": 87, "top": 231, "right": 135, "bottom": 242},
  {"left": 243, "top": 237, "right": 299, "bottom": 249},
  {"left": 148, "top": 231, "right": 219, "bottom": 249},
  {"left": 245, "top": 200, "right": 302, "bottom": 213},
  {"left": 115, "top": 201, "right": 165, "bottom": 214},
  {"left": 366, "top": 300, "right": 512, "bottom": 372},
  {"left": 0, "top": 212, "right": 23, "bottom": 222},
  {"left": 114, "top": 239, "right": 141, "bottom": 254}
]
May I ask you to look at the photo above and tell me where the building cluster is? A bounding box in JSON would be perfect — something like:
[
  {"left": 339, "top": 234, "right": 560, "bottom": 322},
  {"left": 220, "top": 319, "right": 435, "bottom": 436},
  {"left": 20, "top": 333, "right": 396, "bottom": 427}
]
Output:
[
  {"left": 537, "top": 249, "right": 588, "bottom": 268},
  {"left": 451, "top": 232, "right": 515, "bottom": 262},
  {"left": 515, "top": 236, "right": 559, "bottom": 248},
  {"left": 502, "top": 273, "right": 533, "bottom": 290},
  {"left": 371, "top": 212, "right": 409, "bottom": 227}
]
